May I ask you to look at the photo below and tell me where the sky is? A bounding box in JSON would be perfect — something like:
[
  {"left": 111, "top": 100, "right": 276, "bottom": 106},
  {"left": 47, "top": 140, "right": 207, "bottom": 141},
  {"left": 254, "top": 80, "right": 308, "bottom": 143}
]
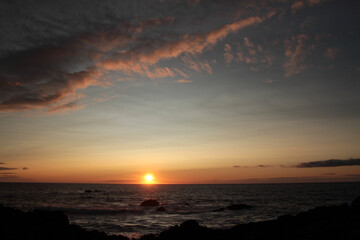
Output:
[{"left": 0, "top": 0, "right": 359, "bottom": 184}]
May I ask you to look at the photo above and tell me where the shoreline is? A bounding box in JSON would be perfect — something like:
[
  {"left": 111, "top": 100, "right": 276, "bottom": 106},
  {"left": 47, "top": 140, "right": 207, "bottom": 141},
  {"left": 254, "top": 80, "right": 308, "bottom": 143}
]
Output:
[{"left": 1, "top": 195, "right": 360, "bottom": 240}]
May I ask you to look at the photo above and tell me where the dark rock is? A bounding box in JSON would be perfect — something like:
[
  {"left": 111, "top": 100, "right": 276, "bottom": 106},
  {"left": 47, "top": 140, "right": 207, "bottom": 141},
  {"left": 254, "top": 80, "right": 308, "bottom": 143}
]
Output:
[
  {"left": 351, "top": 195, "right": 360, "bottom": 212},
  {"left": 214, "top": 203, "right": 252, "bottom": 212},
  {"left": 212, "top": 207, "right": 225, "bottom": 212},
  {"left": 139, "top": 233, "right": 158, "bottom": 240},
  {"left": 140, "top": 199, "right": 160, "bottom": 206},
  {"left": 156, "top": 207, "right": 166, "bottom": 212},
  {"left": 0, "top": 204, "right": 129, "bottom": 240},
  {"left": 226, "top": 203, "right": 252, "bottom": 210},
  {"left": 180, "top": 220, "right": 200, "bottom": 230},
  {"left": 85, "top": 189, "right": 102, "bottom": 193}
]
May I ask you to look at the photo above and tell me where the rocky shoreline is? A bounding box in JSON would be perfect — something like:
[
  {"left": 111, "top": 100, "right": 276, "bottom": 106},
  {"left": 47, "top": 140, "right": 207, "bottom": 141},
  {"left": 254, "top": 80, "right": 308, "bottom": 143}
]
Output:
[{"left": 1, "top": 195, "right": 360, "bottom": 240}]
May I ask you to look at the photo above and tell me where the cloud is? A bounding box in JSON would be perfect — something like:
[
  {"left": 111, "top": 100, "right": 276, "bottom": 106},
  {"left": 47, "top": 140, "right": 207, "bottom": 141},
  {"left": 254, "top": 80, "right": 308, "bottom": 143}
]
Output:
[
  {"left": 101, "top": 14, "right": 272, "bottom": 75},
  {"left": 324, "top": 47, "right": 340, "bottom": 59},
  {"left": 224, "top": 43, "right": 234, "bottom": 64},
  {"left": 0, "top": 14, "right": 181, "bottom": 113},
  {"left": 237, "top": 37, "right": 258, "bottom": 64},
  {"left": 22, "top": 167, "right": 29, "bottom": 170},
  {"left": 233, "top": 165, "right": 247, "bottom": 168},
  {"left": 175, "top": 79, "right": 193, "bottom": 83},
  {"left": 0, "top": 174, "right": 32, "bottom": 182},
  {"left": 291, "top": 0, "right": 330, "bottom": 12},
  {"left": 235, "top": 37, "right": 274, "bottom": 71},
  {"left": 257, "top": 165, "right": 271, "bottom": 168},
  {"left": 240, "top": 175, "right": 345, "bottom": 183},
  {"left": 0, "top": 162, "right": 4, "bottom": 164},
  {"left": 266, "top": 78, "right": 276, "bottom": 84},
  {"left": 0, "top": 167, "right": 17, "bottom": 171},
  {"left": 283, "top": 34, "right": 314, "bottom": 77},
  {"left": 103, "top": 179, "right": 135, "bottom": 183},
  {"left": 0, "top": 2, "right": 276, "bottom": 114},
  {"left": 181, "top": 55, "right": 212, "bottom": 74},
  {"left": 233, "top": 164, "right": 271, "bottom": 168},
  {"left": 296, "top": 158, "right": 360, "bottom": 168}
]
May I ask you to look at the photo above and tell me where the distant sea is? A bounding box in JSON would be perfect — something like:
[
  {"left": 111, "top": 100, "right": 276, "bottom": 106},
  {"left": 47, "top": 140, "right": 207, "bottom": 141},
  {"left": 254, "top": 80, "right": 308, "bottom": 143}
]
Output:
[{"left": 1, "top": 182, "right": 359, "bottom": 238}]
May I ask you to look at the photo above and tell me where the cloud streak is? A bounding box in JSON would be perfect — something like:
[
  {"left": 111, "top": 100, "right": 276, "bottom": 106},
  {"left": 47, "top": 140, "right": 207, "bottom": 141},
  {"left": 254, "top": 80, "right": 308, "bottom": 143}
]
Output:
[
  {"left": 0, "top": 6, "right": 273, "bottom": 113},
  {"left": 296, "top": 158, "right": 360, "bottom": 168},
  {"left": 0, "top": 167, "right": 17, "bottom": 171}
]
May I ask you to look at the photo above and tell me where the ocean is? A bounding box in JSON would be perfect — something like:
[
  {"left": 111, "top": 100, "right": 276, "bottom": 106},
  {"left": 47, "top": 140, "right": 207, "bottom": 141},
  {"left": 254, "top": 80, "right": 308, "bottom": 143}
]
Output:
[{"left": 0, "top": 182, "right": 359, "bottom": 238}]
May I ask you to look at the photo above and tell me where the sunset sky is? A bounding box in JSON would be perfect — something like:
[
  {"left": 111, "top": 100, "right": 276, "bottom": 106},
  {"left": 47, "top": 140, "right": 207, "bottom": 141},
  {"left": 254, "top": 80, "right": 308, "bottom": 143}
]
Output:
[{"left": 0, "top": 0, "right": 359, "bottom": 184}]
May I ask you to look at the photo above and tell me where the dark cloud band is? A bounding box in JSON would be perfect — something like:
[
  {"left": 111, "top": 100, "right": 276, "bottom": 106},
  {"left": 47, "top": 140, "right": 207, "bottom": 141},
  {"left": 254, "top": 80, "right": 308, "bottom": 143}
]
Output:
[{"left": 296, "top": 158, "right": 360, "bottom": 168}]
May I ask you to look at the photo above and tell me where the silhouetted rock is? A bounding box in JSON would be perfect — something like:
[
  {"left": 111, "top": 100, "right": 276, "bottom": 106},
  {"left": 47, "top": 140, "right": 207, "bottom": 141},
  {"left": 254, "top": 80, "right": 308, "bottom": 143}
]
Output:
[
  {"left": 140, "top": 199, "right": 160, "bottom": 206},
  {"left": 85, "top": 189, "right": 102, "bottom": 193},
  {"left": 156, "top": 207, "right": 166, "bottom": 212},
  {"left": 351, "top": 195, "right": 360, "bottom": 212},
  {"left": 0, "top": 204, "right": 128, "bottom": 240},
  {"left": 180, "top": 220, "right": 200, "bottom": 230}
]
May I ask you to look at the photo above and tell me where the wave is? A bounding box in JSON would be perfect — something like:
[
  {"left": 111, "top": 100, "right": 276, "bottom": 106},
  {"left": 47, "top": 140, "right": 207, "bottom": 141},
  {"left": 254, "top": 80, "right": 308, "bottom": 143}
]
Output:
[{"left": 35, "top": 206, "right": 145, "bottom": 215}]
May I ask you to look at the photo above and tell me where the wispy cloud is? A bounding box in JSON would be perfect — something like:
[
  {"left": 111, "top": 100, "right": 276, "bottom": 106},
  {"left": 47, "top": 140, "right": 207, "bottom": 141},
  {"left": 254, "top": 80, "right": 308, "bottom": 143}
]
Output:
[
  {"left": 0, "top": 174, "right": 32, "bottom": 182},
  {"left": 0, "top": 167, "right": 17, "bottom": 171},
  {"left": 0, "top": 7, "right": 273, "bottom": 114},
  {"left": 240, "top": 175, "right": 347, "bottom": 184},
  {"left": 283, "top": 34, "right": 314, "bottom": 77},
  {"left": 257, "top": 165, "right": 271, "bottom": 168},
  {"left": 175, "top": 79, "right": 193, "bottom": 83},
  {"left": 224, "top": 43, "right": 234, "bottom": 65},
  {"left": 233, "top": 164, "right": 271, "bottom": 168},
  {"left": 296, "top": 158, "right": 360, "bottom": 168},
  {"left": 324, "top": 47, "right": 340, "bottom": 59},
  {"left": 233, "top": 165, "right": 246, "bottom": 168},
  {"left": 181, "top": 55, "right": 212, "bottom": 74},
  {"left": 291, "top": 0, "right": 330, "bottom": 13}
]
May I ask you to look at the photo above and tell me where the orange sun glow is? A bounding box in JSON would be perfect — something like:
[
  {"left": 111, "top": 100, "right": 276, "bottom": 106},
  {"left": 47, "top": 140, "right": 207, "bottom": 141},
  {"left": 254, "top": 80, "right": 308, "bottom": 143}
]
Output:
[{"left": 144, "top": 174, "right": 154, "bottom": 184}]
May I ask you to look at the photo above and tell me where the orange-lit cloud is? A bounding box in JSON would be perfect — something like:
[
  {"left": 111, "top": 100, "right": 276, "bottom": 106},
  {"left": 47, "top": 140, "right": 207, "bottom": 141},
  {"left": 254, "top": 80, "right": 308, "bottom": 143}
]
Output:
[
  {"left": 291, "top": 0, "right": 330, "bottom": 12},
  {"left": 175, "top": 79, "right": 193, "bottom": 83},
  {"left": 235, "top": 37, "right": 274, "bottom": 70},
  {"left": 181, "top": 55, "right": 212, "bottom": 74},
  {"left": 224, "top": 44, "right": 234, "bottom": 65},
  {"left": 283, "top": 34, "right": 314, "bottom": 77},
  {"left": 0, "top": 0, "right": 277, "bottom": 115}
]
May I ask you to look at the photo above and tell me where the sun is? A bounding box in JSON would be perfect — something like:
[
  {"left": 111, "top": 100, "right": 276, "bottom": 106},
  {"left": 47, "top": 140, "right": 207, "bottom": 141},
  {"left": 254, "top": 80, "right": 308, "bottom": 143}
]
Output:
[{"left": 144, "top": 174, "right": 154, "bottom": 184}]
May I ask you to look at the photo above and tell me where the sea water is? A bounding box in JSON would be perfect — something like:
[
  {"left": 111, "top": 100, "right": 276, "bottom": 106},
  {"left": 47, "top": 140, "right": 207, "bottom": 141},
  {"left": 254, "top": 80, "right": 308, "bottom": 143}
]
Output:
[{"left": 0, "top": 182, "right": 359, "bottom": 238}]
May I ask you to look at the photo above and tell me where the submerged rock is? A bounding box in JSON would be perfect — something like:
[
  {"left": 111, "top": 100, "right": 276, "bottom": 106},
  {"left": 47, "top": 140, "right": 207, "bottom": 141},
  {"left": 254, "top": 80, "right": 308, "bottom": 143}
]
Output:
[
  {"left": 156, "top": 207, "right": 166, "bottom": 212},
  {"left": 140, "top": 199, "right": 160, "bottom": 206},
  {"left": 213, "top": 203, "right": 252, "bottom": 212}
]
